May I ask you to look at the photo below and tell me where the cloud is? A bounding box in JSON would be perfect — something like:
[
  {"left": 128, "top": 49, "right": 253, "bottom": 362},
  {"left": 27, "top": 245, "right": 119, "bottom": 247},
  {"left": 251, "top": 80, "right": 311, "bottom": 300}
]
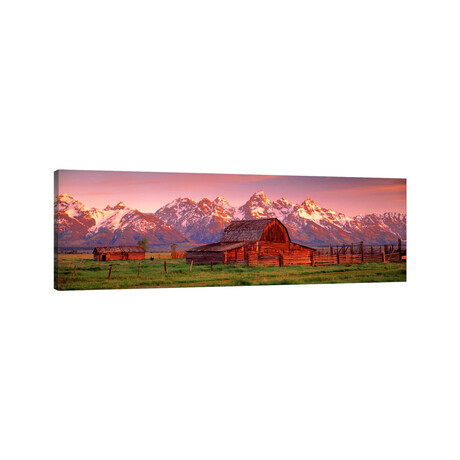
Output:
[{"left": 321, "top": 182, "right": 406, "bottom": 197}]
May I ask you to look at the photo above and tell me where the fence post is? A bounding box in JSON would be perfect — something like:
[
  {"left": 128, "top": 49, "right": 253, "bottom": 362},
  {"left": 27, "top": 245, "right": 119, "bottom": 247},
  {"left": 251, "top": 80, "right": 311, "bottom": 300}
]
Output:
[
  {"left": 164, "top": 260, "right": 167, "bottom": 273},
  {"left": 337, "top": 252, "right": 340, "bottom": 265},
  {"left": 330, "top": 244, "right": 333, "bottom": 255},
  {"left": 360, "top": 241, "right": 364, "bottom": 263},
  {"left": 210, "top": 261, "right": 213, "bottom": 271},
  {"left": 108, "top": 265, "right": 112, "bottom": 280},
  {"left": 71, "top": 264, "right": 76, "bottom": 280},
  {"left": 382, "top": 252, "right": 386, "bottom": 263},
  {"left": 398, "top": 238, "right": 402, "bottom": 261},
  {"left": 190, "top": 260, "right": 193, "bottom": 272}
]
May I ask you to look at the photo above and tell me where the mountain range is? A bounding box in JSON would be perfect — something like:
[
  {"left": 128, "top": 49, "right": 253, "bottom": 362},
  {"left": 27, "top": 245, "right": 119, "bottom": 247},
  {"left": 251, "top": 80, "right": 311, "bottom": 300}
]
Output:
[{"left": 55, "top": 191, "right": 406, "bottom": 248}]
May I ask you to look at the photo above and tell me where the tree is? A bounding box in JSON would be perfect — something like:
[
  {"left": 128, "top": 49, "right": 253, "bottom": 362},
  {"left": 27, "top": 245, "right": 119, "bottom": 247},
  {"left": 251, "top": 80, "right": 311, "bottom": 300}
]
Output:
[
  {"left": 170, "top": 243, "right": 178, "bottom": 252},
  {"left": 137, "top": 238, "right": 148, "bottom": 251}
]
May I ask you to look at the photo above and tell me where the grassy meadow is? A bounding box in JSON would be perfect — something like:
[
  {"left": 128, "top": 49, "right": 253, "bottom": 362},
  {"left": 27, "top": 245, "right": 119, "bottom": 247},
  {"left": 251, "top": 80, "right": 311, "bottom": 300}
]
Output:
[{"left": 55, "top": 252, "right": 406, "bottom": 291}]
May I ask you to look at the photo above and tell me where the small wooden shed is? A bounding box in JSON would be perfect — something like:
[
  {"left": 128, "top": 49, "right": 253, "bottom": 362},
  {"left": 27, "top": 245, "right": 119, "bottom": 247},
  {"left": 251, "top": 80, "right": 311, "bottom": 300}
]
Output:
[
  {"left": 186, "top": 218, "right": 315, "bottom": 266},
  {"left": 93, "top": 245, "right": 145, "bottom": 261}
]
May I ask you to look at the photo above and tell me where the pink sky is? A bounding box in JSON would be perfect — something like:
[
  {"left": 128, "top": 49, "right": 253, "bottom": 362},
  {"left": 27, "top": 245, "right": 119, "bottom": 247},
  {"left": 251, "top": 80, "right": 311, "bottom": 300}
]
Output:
[{"left": 56, "top": 170, "right": 406, "bottom": 217}]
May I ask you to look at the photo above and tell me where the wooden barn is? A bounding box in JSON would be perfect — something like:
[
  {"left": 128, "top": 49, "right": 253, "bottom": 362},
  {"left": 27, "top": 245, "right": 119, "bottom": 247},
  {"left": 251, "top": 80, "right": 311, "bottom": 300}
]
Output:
[
  {"left": 186, "top": 218, "right": 315, "bottom": 266},
  {"left": 93, "top": 245, "right": 145, "bottom": 261}
]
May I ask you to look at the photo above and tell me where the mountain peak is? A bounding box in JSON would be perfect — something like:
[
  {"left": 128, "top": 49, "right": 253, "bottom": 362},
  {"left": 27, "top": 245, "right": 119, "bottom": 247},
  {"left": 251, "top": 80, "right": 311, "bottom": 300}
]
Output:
[
  {"left": 102, "top": 202, "right": 128, "bottom": 211},
  {"left": 301, "top": 198, "right": 318, "bottom": 207},
  {"left": 248, "top": 190, "right": 270, "bottom": 204},
  {"left": 175, "top": 197, "right": 195, "bottom": 204},
  {"left": 276, "top": 197, "right": 293, "bottom": 205},
  {"left": 58, "top": 193, "right": 74, "bottom": 202},
  {"left": 197, "top": 198, "right": 212, "bottom": 208},
  {"left": 56, "top": 194, "right": 90, "bottom": 215}
]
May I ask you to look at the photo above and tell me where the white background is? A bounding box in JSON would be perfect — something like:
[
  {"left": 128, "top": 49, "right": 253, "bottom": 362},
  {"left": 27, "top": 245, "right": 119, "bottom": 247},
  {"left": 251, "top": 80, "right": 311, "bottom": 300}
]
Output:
[{"left": 1, "top": 1, "right": 459, "bottom": 459}]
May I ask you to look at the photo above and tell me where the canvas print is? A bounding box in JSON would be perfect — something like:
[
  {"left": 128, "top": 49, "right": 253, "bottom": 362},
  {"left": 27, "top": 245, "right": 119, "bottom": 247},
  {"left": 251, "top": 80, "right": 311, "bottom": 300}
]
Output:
[{"left": 54, "top": 170, "right": 406, "bottom": 290}]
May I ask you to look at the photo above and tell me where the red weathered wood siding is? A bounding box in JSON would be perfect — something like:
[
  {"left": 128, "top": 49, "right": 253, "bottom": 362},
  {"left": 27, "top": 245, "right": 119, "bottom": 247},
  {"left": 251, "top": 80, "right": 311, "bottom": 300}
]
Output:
[
  {"left": 187, "top": 241, "right": 314, "bottom": 266},
  {"left": 94, "top": 252, "right": 145, "bottom": 261},
  {"left": 227, "top": 246, "right": 246, "bottom": 264},
  {"left": 186, "top": 251, "right": 225, "bottom": 264},
  {"left": 260, "top": 219, "right": 290, "bottom": 243}
]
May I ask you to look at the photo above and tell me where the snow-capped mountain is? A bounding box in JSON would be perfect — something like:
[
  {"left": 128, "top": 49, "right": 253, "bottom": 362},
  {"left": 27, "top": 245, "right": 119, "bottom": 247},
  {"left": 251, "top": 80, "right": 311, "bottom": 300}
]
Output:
[
  {"left": 155, "top": 190, "right": 406, "bottom": 245},
  {"left": 154, "top": 196, "right": 234, "bottom": 243},
  {"left": 155, "top": 190, "right": 299, "bottom": 243},
  {"left": 355, "top": 212, "right": 407, "bottom": 241},
  {"left": 228, "top": 190, "right": 296, "bottom": 221},
  {"left": 56, "top": 194, "right": 188, "bottom": 248}
]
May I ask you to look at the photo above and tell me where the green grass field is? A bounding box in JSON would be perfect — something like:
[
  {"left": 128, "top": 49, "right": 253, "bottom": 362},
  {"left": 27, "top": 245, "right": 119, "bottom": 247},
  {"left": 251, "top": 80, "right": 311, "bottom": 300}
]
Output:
[{"left": 55, "top": 253, "right": 406, "bottom": 290}]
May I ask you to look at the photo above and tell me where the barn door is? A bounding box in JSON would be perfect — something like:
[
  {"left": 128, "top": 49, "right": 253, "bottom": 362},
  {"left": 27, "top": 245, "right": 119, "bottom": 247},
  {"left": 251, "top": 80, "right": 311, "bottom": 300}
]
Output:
[{"left": 101, "top": 255, "right": 106, "bottom": 261}]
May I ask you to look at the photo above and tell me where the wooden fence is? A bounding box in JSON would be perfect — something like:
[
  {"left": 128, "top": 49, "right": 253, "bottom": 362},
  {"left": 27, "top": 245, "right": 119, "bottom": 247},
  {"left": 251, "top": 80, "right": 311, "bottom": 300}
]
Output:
[
  {"left": 313, "top": 240, "right": 406, "bottom": 256},
  {"left": 245, "top": 239, "right": 405, "bottom": 267},
  {"left": 246, "top": 251, "right": 404, "bottom": 268}
]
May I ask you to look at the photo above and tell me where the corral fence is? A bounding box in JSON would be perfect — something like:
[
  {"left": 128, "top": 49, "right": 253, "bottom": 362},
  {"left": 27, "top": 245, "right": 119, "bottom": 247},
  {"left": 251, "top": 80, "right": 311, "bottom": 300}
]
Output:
[
  {"left": 313, "top": 240, "right": 406, "bottom": 256},
  {"left": 247, "top": 239, "right": 406, "bottom": 268},
  {"left": 310, "top": 239, "right": 406, "bottom": 267}
]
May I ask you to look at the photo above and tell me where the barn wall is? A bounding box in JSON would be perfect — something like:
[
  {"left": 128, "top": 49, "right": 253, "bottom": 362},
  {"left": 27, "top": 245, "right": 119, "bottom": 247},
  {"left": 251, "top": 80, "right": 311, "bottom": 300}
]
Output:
[
  {"left": 95, "top": 252, "right": 145, "bottom": 261},
  {"left": 186, "top": 244, "right": 314, "bottom": 266},
  {"left": 260, "top": 220, "right": 290, "bottom": 243},
  {"left": 227, "top": 246, "right": 246, "bottom": 264},
  {"left": 128, "top": 252, "right": 145, "bottom": 260},
  {"left": 289, "top": 242, "right": 314, "bottom": 253},
  {"left": 248, "top": 254, "right": 281, "bottom": 267},
  {"left": 186, "top": 252, "right": 225, "bottom": 264},
  {"left": 258, "top": 241, "right": 291, "bottom": 254},
  {"left": 106, "top": 253, "right": 124, "bottom": 261},
  {"left": 248, "top": 241, "right": 314, "bottom": 266}
]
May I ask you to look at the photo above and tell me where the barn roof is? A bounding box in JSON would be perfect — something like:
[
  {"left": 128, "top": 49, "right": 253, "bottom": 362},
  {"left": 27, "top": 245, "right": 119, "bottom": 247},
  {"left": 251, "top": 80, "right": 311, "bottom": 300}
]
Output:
[
  {"left": 93, "top": 245, "right": 146, "bottom": 254},
  {"left": 220, "top": 218, "right": 287, "bottom": 243},
  {"left": 187, "top": 242, "right": 246, "bottom": 253}
]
